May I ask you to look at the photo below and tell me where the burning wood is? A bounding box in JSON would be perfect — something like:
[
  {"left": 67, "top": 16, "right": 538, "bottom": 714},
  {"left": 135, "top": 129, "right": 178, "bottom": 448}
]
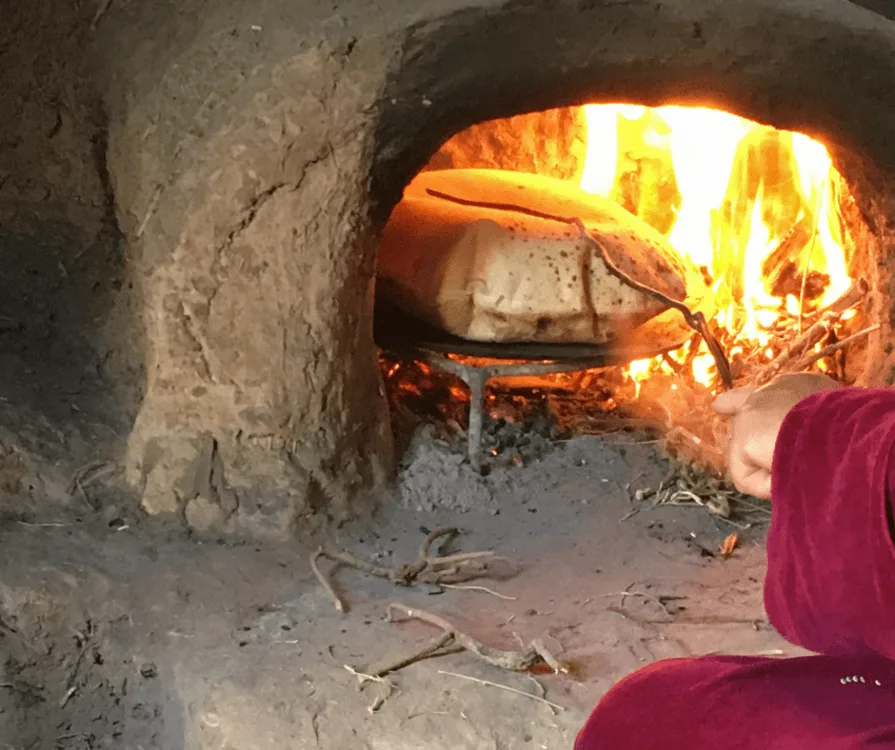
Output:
[
  {"left": 760, "top": 219, "right": 828, "bottom": 302},
  {"left": 749, "top": 279, "right": 869, "bottom": 387}
]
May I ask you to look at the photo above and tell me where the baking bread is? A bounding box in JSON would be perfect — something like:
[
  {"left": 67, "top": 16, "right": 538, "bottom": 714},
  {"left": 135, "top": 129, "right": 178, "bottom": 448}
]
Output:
[{"left": 376, "top": 168, "right": 692, "bottom": 345}]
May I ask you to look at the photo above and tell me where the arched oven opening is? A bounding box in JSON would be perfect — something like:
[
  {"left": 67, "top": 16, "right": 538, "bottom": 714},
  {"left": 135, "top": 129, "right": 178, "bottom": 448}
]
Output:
[{"left": 373, "top": 103, "right": 874, "bottom": 517}]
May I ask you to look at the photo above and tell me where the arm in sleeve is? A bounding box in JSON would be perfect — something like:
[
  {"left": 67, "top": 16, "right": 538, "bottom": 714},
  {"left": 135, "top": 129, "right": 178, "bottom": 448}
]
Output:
[{"left": 766, "top": 387, "right": 895, "bottom": 659}]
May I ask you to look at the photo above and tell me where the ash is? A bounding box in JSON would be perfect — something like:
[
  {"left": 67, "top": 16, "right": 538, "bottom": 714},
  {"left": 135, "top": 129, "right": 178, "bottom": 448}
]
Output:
[
  {"left": 396, "top": 419, "right": 554, "bottom": 512},
  {"left": 389, "top": 365, "right": 636, "bottom": 512},
  {"left": 397, "top": 424, "right": 493, "bottom": 511},
  {"left": 396, "top": 392, "right": 596, "bottom": 512}
]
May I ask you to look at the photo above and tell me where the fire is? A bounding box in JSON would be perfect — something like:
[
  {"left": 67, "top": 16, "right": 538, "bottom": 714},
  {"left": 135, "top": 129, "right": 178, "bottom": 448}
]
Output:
[{"left": 579, "top": 104, "right": 853, "bottom": 388}]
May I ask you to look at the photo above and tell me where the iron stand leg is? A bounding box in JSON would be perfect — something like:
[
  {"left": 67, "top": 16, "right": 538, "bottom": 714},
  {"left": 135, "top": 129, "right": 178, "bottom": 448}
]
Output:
[{"left": 465, "top": 369, "right": 488, "bottom": 473}]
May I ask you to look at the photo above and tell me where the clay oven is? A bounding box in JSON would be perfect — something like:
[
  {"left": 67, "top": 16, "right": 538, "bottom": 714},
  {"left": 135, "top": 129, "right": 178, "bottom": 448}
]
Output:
[{"left": 69, "top": 0, "right": 895, "bottom": 532}]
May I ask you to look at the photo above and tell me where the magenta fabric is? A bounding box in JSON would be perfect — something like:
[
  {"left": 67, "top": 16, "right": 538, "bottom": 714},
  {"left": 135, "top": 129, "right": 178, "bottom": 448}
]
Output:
[{"left": 575, "top": 388, "right": 895, "bottom": 749}]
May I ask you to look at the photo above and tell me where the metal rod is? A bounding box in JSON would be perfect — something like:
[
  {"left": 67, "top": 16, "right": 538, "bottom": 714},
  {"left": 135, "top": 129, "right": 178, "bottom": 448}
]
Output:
[
  {"left": 386, "top": 346, "right": 611, "bottom": 471},
  {"left": 465, "top": 369, "right": 488, "bottom": 472}
]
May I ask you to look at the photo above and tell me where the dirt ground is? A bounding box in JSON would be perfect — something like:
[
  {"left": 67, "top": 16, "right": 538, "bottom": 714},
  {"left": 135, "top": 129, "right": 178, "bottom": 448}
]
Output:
[{"left": 0, "top": 290, "right": 797, "bottom": 750}]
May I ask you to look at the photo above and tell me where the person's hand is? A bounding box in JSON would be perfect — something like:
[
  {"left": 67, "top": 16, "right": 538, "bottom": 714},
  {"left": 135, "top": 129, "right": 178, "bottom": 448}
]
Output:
[{"left": 712, "top": 373, "right": 843, "bottom": 498}]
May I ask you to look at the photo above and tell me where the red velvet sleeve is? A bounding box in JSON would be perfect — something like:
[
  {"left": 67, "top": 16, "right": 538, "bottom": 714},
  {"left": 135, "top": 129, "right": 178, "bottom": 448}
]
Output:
[{"left": 766, "top": 387, "right": 895, "bottom": 659}]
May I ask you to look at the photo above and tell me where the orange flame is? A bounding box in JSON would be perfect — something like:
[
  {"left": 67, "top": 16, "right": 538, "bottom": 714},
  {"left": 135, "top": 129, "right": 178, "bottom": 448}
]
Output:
[{"left": 579, "top": 104, "right": 853, "bottom": 389}]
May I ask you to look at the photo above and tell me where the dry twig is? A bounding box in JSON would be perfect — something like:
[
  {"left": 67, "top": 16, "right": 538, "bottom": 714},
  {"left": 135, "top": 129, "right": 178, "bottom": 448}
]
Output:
[
  {"left": 632, "top": 457, "right": 770, "bottom": 527},
  {"left": 311, "top": 548, "right": 344, "bottom": 613},
  {"left": 436, "top": 669, "right": 566, "bottom": 712},
  {"left": 572, "top": 221, "right": 732, "bottom": 389},
  {"left": 312, "top": 527, "right": 501, "bottom": 613},
  {"left": 750, "top": 309, "right": 839, "bottom": 387},
  {"left": 359, "top": 633, "right": 463, "bottom": 680},
  {"left": 60, "top": 622, "right": 96, "bottom": 707},
  {"left": 387, "top": 602, "right": 567, "bottom": 674},
  {"left": 440, "top": 583, "right": 516, "bottom": 600},
  {"left": 604, "top": 590, "right": 674, "bottom": 617},
  {"left": 344, "top": 663, "right": 394, "bottom": 686},
  {"left": 750, "top": 278, "right": 869, "bottom": 387},
  {"left": 343, "top": 665, "right": 399, "bottom": 713},
  {"left": 66, "top": 460, "right": 116, "bottom": 512},
  {"left": 790, "top": 323, "right": 880, "bottom": 372}
]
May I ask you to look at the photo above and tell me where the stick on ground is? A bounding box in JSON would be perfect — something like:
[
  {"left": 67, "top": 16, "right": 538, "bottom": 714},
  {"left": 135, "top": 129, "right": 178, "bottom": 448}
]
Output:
[
  {"left": 440, "top": 583, "right": 517, "bottom": 600},
  {"left": 364, "top": 632, "right": 462, "bottom": 679},
  {"left": 311, "top": 548, "right": 345, "bottom": 613},
  {"left": 387, "top": 602, "right": 567, "bottom": 674},
  {"left": 312, "top": 527, "right": 502, "bottom": 612},
  {"left": 437, "top": 669, "right": 566, "bottom": 712}
]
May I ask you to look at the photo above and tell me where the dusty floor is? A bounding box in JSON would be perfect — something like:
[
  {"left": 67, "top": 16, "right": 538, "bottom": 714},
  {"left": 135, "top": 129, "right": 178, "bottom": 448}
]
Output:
[
  {"left": 0, "top": 435, "right": 799, "bottom": 749},
  {"left": 0, "top": 220, "right": 801, "bottom": 749}
]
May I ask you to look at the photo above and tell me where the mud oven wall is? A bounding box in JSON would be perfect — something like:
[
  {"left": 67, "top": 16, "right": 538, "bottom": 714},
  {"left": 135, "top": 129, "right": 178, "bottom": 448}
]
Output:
[{"left": 83, "top": 0, "right": 895, "bottom": 534}]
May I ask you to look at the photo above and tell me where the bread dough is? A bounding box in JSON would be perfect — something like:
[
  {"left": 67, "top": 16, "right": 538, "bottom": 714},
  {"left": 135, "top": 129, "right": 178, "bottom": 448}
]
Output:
[{"left": 376, "top": 168, "right": 692, "bottom": 345}]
